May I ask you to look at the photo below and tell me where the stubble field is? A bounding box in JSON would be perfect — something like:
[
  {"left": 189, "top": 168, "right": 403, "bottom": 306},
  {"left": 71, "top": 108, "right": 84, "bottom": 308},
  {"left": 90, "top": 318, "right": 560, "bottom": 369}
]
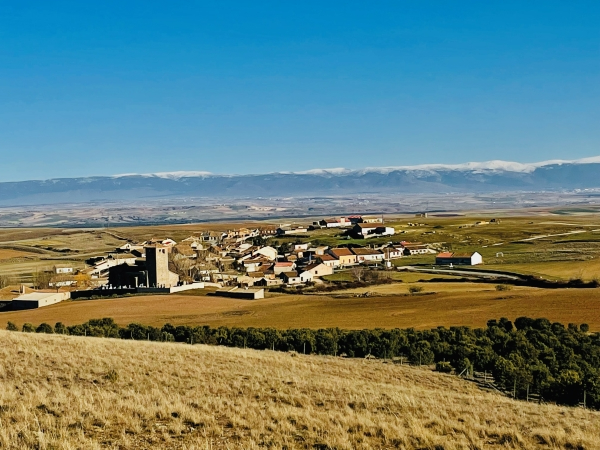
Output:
[{"left": 3, "top": 285, "right": 600, "bottom": 331}]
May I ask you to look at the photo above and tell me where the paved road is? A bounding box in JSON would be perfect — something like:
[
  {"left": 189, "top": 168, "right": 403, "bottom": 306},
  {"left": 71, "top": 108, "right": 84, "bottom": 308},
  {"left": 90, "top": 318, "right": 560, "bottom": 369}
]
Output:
[{"left": 399, "top": 266, "right": 521, "bottom": 280}]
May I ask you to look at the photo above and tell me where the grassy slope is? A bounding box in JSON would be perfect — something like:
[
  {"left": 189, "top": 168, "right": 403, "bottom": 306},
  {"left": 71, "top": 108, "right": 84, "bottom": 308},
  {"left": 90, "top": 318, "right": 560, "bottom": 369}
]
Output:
[{"left": 1, "top": 330, "right": 599, "bottom": 449}]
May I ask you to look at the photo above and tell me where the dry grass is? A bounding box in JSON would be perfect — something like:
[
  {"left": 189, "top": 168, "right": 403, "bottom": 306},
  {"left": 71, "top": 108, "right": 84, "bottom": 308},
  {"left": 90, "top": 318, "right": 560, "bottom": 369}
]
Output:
[
  {"left": 1, "top": 330, "right": 599, "bottom": 449},
  {"left": 4, "top": 286, "right": 600, "bottom": 331},
  {"left": 485, "top": 259, "right": 600, "bottom": 281},
  {"left": 327, "top": 282, "right": 534, "bottom": 295},
  {"left": 0, "top": 248, "right": 37, "bottom": 261}
]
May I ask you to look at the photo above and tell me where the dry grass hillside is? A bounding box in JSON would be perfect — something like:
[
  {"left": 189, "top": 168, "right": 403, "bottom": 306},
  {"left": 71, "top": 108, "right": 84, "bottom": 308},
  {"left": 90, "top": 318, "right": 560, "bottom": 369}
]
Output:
[{"left": 1, "top": 331, "right": 599, "bottom": 449}]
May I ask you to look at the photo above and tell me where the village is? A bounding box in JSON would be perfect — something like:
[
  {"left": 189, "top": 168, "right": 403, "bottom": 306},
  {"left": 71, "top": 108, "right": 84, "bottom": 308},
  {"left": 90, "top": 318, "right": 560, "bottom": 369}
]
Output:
[{"left": 8, "top": 214, "right": 484, "bottom": 309}]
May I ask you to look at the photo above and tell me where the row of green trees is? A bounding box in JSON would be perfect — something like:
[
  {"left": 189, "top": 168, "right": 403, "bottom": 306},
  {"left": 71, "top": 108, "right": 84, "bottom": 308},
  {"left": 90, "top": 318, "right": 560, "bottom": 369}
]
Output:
[{"left": 7, "top": 317, "right": 600, "bottom": 409}]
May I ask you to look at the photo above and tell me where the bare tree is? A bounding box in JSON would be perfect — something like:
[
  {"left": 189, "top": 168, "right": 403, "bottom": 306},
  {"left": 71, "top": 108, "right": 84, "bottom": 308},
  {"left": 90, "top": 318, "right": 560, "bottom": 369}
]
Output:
[
  {"left": 0, "top": 274, "right": 15, "bottom": 289},
  {"left": 32, "top": 271, "right": 53, "bottom": 289},
  {"left": 351, "top": 266, "right": 365, "bottom": 283}
]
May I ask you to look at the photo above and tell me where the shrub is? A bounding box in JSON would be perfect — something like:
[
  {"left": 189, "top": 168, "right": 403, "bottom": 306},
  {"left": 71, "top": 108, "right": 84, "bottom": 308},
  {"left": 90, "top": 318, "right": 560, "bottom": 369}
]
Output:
[
  {"left": 36, "top": 323, "right": 54, "bottom": 334},
  {"left": 580, "top": 323, "right": 590, "bottom": 333},
  {"left": 495, "top": 284, "right": 512, "bottom": 291},
  {"left": 6, "top": 321, "right": 18, "bottom": 331},
  {"left": 104, "top": 369, "right": 119, "bottom": 383},
  {"left": 435, "top": 361, "right": 453, "bottom": 373},
  {"left": 54, "top": 322, "right": 69, "bottom": 334},
  {"left": 22, "top": 323, "right": 35, "bottom": 333},
  {"left": 408, "top": 286, "right": 423, "bottom": 295}
]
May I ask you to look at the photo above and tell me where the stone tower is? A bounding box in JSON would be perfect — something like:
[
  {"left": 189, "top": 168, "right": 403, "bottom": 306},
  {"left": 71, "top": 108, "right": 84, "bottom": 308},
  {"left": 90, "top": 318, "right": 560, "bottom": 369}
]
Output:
[{"left": 145, "top": 245, "right": 179, "bottom": 287}]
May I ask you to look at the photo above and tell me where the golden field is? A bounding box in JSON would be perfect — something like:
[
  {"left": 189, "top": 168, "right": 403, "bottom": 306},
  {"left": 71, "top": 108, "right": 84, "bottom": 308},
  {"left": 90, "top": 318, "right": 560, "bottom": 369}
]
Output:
[
  {"left": 1, "top": 330, "right": 599, "bottom": 449},
  {"left": 3, "top": 284, "right": 600, "bottom": 331}
]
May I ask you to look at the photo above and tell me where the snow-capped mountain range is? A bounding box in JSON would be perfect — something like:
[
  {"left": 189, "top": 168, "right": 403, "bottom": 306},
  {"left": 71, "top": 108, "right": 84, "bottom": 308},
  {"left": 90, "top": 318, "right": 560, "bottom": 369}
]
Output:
[{"left": 2, "top": 157, "right": 600, "bottom": 205}]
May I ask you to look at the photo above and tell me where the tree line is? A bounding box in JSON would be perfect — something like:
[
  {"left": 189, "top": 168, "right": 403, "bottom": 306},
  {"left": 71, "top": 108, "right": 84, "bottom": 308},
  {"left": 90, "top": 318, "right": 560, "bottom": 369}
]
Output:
[{"left": 6, "top": 317, "right": 600, "bottom": 409}]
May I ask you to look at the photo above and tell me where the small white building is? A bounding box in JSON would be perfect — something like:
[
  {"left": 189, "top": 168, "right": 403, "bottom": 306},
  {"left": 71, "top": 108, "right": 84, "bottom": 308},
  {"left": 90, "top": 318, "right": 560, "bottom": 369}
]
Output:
[
  {"left": 253, "top": 246, "right": 278, "bottom": 261},
  {"left": 301, "top": 262, "right": 334, "bottom": 278},
  {"left": 318, "top": 254, "right": 340, "bottom": 268},
  {"left": 435, "top": 251, "right": 483, "bottom": 266},
  {"left": 362, "top": 215, "right": 384, "bottom": 224},
  {"left": 351, "top": 248, "right": 385, "bottom": 263},
  {"left": 298, "top": 271, "right": 313, "bottom": 283},
  {"left": 273, "top": 261, "right": 296, "bottom": 274},
  {"left": 279, "top": 271, "right": 303, "bottom": 285},
  {"left": 401, "top": 243, "right": 435, "bottom": 255},
  {"left": 381, "top": 245, "right": 404, "bottom": 260},
  {"left": 352, "top": 224, "right": 395, "bottom": 239},
  {"left": 53, "top": 265, "right": 74, "bottom": 274},
  {"left": 12, "top": 291, "right": 71, "bottom": 310}
]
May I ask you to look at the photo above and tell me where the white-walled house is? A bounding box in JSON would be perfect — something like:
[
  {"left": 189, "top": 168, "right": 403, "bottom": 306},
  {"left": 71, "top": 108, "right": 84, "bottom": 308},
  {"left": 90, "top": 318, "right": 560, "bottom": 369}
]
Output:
[
  {"left": 318, "top": 254, "right": 340, "bottom": 268},
  {"left": 253, "top": 246, "right": 278, "bottom": 261},
  {"left": 381, "top": 245, "right": 404, "bottom": 260},
  {"left": 53, "top": 265, "right": 74, "bottom": 274},
  {"left": 273, "top": 261, "right": 296, "bottom": 274},
  {"left": 351, "top": 224, "right": 395, "bottom": 239},
  {"left": 298, "top": 270, "right": 313, "bottom": 283},
  {"left": 279, "top": 271, "right": 303, "bottom": 285},
  {"left": 435, "top": 251, "right": 483, "bottom": 266},
  {"left": 351, "top": 248, "right": 385, "bottom": 263},
  {"left": 302, "top": 262, "right": 333, "bottom": 277}
]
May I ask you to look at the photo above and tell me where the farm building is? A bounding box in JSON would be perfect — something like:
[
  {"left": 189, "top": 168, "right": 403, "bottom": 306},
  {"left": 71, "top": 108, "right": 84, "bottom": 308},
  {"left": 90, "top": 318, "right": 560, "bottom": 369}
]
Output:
[
  {"left": 317, "top": 217, "right": 351, "bottom": 228},
  {"left": 361, "top": 215, "right": 384, "bottom": 223},
  {"left": 11, "top": 291, "right": 71, "bottom": 310},
  {"left": 215, "top": 287, "right": 265, "bottom": 300},
  {"left": 401, "top": 243, "right": 435, "bottom": 255},
  {"left": 276, "top": 225, "right": 308, "bottom": 235},
  {"left": 53, "top": 265, "right": 74, "bottom": 274},
  {"left": 254, "top": 278, "right": 283, "bottom": 287},
  {"left": 435, "top": 252, "right": 483, "bottom": 266},
  {"left": 351, "top": 224, "right": 395, "bottom": 239}
]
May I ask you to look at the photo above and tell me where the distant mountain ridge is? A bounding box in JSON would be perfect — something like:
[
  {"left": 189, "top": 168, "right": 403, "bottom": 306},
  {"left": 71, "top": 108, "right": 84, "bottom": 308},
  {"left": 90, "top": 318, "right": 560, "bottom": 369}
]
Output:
[{"left": 2, "top": 157, "right": 600, "bottom": 206}]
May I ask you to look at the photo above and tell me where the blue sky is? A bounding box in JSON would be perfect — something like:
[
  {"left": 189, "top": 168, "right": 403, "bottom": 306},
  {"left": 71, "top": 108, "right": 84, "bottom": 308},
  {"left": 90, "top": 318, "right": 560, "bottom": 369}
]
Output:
[{"left": 0, "top": 1, "right": 599, "bottom": 181}]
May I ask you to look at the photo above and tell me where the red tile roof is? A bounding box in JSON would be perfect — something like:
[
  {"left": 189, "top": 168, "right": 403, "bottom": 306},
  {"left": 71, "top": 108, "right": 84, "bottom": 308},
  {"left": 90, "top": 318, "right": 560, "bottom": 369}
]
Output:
[
  {"left": 330, "top": 248, "right": 353, "bottom": 256},
  {"left": 352, "top": 248, "right": 382, "bottom": 255}
]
